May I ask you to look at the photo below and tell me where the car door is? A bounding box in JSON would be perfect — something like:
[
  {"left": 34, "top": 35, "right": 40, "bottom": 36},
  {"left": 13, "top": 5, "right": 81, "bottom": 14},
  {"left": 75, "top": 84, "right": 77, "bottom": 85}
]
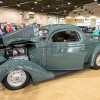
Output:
[{"left": 46, "top": 29, "right": 85, "bottom": 70}]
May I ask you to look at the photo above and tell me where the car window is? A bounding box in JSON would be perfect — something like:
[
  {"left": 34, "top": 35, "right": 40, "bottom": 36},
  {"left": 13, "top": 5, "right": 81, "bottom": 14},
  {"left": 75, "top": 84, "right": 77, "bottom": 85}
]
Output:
[
  {"left": 39, "top": 29, "right": 49, "bottom": 41},
  {"left": 51, "top": 30, "right": 79, "bottom": 42}
]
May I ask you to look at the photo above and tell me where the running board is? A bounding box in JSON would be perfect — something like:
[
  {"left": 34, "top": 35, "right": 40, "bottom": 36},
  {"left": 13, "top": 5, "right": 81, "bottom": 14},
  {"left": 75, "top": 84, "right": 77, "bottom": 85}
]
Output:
[
  {"left": 51, "top": 63, "right": 91, "bottom": 77},
  {"left": 51, "top": 70, "right": 78, "bottom": 77}
]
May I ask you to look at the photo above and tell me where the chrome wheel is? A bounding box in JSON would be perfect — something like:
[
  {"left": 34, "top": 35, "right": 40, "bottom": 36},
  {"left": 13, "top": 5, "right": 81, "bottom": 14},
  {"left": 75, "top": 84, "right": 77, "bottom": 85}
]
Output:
[
  {"left": 7, "top": 70, "right": 26, "bottom": 87},
  {"left": 96, "top": 54, "right": 100, "bottom": 66}
]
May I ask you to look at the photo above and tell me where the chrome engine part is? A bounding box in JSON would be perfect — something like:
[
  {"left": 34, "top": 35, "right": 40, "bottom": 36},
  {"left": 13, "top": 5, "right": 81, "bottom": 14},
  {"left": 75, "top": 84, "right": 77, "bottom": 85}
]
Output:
[{"left": 5, "top": 46, "right": 28, "bottom": 60}]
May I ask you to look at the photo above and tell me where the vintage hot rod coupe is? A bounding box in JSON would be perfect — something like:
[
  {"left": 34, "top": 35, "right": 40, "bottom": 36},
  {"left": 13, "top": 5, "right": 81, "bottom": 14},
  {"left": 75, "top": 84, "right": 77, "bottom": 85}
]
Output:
[{"left": 0, "top": 23, "right": 100, "bottom": 90}]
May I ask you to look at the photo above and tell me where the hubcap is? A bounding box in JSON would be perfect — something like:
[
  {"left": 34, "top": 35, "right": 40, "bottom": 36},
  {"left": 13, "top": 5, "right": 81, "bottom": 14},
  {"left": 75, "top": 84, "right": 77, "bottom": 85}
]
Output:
[
  {"left": 96, "top": 54, "right": 100, "bottom": 66},
  {"left": 7, "top": 70, "right": 26, "bottom": 87}
]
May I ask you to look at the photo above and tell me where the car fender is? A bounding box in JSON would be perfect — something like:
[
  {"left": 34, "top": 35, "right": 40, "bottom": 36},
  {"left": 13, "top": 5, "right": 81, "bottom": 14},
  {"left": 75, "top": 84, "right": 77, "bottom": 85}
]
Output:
[
  {"left": 0, "top": 59, "right": 54, "bottom": 82},
  {"left": 88, "top": 44, "right": 100, "bottom": 66},
  {"left": 0, "top": 56, "right": 6, "bottom": 64}
]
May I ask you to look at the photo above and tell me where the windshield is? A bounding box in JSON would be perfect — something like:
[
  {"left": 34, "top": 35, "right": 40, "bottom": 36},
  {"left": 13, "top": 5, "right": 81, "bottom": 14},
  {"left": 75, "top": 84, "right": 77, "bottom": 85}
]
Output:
[{"left": 39, "top": 29, "right": 49, "bottom": 41}]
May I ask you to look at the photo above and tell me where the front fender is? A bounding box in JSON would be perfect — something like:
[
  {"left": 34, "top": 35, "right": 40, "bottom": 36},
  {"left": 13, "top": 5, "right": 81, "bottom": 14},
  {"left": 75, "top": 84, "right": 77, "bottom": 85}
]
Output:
[
  {"left": 88, "top": 44, "right": 100, "bottom": 66},
  {"left": 0, "top": 59, "right": 54, "bottom": 82}
]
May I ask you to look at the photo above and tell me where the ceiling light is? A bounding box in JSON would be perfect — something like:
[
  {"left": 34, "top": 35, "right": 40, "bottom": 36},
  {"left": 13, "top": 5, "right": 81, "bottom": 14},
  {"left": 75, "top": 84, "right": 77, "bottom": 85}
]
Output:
[
  {"left": 0, "top": 0, "right": 3, "bottom": 3},
  {"left": 31, "top": 4, "right": 34, "bottom": 9},
  {"left": 68, "top": 2, "right": 70, "bottom": 5},
  {"left": 47, "top": 4, "right": 50, "bottom": 7},
  {"left": 17, "top": 4, "right": 20, "bottom": 7},
  {"left": 56, "top": 7, "right": 58, "bottom": 10},
  {"left": 75, "top": 3, "right": 77, "bottom": 8},
  {"left": 17, "top": 1, "right": 20, "bottom": 7},
  {"left": 75, "top": 5, "right": 77, "bottom": 8},
  {"left": 50, "top": 9, "right": 52, "bottom": 13},
  {"left": 67, "top": 0, "right": 70, "bottom": 5},
  {"left": 34, "top": 1, "right": 37, "bottom": 4},
  {"left": 64, "top": 10, "right": 66, "bottom": 12},
  {"left": 94, "top": 0, "right": 97, "bottom": 1}
]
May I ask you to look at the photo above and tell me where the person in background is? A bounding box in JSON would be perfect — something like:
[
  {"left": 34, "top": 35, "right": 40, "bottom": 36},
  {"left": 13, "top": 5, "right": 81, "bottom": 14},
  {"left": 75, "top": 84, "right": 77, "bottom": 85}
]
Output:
[
  {"left": 6, "top": 23, "right": 13, "bottom": 33},
  {"left": 93, "top": 27, "right": 100, "bottom": 35},
  {"left": 0, "top": 28, "right": 5, "bottom": 36},
  {"left": 0, "top": 28, "right": 2, "bottom": 35},
  {"left": 15, "top": 25, "right": 21, "bottom": 30},
  {"left": 3, "top": 22, "right": 8, "bottom": 34},
  {"left": 15, "top": 25, "right": 17, "bottom": 30},
  {"left": 84, "top": 27, "right": 88, "bottom": 33}
]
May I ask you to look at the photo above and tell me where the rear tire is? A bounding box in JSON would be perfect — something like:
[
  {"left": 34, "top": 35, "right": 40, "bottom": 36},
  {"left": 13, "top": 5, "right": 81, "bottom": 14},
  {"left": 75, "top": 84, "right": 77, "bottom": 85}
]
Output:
[
  {"left": 2, "top": 70, "right": 30, "bottom": 90},
  {"left": 94, "top": 53, "right": 100, "bottom": 70}
]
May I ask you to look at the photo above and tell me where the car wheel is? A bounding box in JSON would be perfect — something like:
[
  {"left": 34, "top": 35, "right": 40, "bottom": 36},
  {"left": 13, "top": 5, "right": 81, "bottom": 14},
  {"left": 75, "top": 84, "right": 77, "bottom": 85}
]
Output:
[
  {"left": 94, "top": 53, "right": 100, "bottom": 70},
  {"left": 2, "top": 70, "right": 30, "bottom": 90}
]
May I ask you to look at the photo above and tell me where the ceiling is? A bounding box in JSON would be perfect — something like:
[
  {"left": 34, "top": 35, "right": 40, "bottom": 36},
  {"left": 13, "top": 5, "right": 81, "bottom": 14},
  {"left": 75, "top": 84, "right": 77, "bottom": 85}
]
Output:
[
  {"left": 69, "top": 1, "right": 100, "bottom": 18},
  {"left": 0, "top": 0, "right": 97, "bottom": 16}
]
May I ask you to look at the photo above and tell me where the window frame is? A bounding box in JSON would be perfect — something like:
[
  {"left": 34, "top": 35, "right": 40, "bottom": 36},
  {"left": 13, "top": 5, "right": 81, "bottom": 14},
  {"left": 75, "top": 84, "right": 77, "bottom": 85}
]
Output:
[{"left": 48, "top": 29, "right": 81, "bottom": 43}]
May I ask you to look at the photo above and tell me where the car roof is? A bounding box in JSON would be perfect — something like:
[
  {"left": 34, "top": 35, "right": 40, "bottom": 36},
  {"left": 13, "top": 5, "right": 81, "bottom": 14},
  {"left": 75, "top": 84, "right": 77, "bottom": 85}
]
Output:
[{"left": 41, "top": 24, "right": 82, "bottom": 33}]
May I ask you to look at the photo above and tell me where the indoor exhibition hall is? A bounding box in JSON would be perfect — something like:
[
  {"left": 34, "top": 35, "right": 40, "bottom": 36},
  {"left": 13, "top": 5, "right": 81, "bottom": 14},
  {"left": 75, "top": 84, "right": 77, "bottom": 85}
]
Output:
[{"left": 0, "top": 0, "right": 100, "bottom": 100}]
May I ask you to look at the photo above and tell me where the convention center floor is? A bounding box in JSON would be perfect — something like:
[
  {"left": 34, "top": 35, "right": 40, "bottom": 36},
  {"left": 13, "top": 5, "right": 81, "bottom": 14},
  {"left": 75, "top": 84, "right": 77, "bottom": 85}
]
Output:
[{"left": 0, "top": 68, "right": 100, "bottom": 100}]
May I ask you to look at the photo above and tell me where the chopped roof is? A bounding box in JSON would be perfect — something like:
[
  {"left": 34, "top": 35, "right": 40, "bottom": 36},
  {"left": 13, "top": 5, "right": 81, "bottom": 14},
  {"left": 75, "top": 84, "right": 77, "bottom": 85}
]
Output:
[{"left": 41, "top": 24, "right": 82, "bottom": 33}]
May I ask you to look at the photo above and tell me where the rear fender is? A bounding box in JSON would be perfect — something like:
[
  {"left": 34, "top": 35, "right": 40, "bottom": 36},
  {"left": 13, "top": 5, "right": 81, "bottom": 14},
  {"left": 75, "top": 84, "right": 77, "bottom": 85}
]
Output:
[
  {"left": 0, "top": 59, "right": 54, "bottom": 82},
  {"left": 88, "top": 44, "right": 100, "bottom": 66}
]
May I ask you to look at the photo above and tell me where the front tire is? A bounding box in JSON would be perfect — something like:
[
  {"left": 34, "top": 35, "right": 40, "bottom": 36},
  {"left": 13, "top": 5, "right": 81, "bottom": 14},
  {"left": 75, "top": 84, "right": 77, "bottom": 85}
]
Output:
[
  {"left": 2, "top": 70, "right": 30, "bottom": 90},
  {"left": 94, "top": 53, "right": 100, "bottom": 70}
]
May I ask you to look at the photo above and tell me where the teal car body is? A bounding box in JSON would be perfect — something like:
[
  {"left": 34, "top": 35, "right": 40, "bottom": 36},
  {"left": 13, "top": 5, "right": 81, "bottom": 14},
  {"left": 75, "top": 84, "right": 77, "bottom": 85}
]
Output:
[{"left": 0, "top": 23, "right": 100, "bottom": 90}]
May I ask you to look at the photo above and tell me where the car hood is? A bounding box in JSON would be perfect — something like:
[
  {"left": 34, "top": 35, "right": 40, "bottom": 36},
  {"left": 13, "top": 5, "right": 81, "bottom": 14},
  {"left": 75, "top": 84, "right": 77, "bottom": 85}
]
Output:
[{"left": 2, "top": 23, "right": 39, "bottom": 46}]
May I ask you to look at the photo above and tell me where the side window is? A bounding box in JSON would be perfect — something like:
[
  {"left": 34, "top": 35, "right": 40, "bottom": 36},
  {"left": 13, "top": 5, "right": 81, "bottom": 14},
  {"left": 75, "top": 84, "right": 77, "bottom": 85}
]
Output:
[{"left": 52, "top": 30, "right": 79, "bottom": 42}]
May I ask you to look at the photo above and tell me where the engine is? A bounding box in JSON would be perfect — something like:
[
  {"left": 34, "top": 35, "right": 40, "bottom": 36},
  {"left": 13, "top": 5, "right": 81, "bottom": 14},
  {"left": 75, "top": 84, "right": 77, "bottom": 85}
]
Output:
[{"left": 5, "top": 44, "right": 29, "bottom": 60}]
